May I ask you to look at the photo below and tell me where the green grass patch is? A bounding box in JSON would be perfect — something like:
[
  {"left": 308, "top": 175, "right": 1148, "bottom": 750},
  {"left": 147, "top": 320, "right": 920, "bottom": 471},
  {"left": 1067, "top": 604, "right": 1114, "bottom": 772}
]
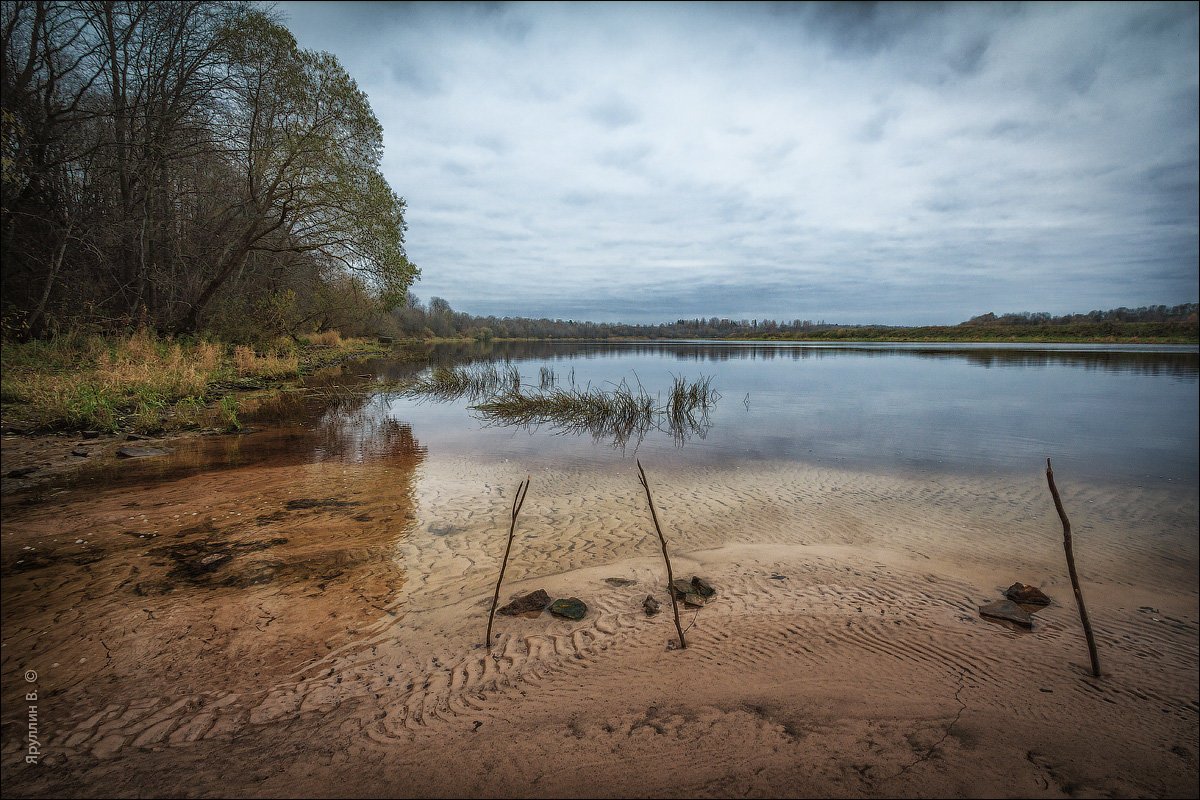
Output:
[{"left": 1, "top": 328, "right": 391, "bottom": 434}]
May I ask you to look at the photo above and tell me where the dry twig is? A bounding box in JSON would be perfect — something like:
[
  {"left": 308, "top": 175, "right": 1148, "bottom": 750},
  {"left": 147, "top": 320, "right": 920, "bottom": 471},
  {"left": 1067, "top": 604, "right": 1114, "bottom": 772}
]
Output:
[
  {"left": 1046, "top": 458, "right": 1101, "bottom": 677},
  {"left": 637, "top": 460, "right": 687, "bottom": 649},
  {"left": 486, "top": 476, "right": 530, "bottom": 652}
]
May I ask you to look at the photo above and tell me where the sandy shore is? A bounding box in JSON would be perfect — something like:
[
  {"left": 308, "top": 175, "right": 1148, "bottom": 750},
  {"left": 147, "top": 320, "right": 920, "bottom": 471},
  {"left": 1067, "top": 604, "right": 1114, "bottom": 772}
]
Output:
[{"left": 2, "top": 446, "right": 1196, "bottom": 797}]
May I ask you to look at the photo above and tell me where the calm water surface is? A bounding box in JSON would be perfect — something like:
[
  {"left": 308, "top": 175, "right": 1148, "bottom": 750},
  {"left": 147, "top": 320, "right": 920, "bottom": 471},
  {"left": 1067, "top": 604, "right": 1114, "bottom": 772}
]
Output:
[
  {"left": 363, "top": 340, "right": 1198, "bottom": 487},
  {"left": 44, "top": 340, "right": 1198, "bottom": 493}
]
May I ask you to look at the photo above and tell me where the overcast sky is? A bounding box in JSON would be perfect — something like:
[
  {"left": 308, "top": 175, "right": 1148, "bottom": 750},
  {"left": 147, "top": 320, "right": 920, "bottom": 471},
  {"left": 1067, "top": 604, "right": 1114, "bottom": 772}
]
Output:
[{"left": 276, "top": 1, "right": 1198, "bottom": 325}]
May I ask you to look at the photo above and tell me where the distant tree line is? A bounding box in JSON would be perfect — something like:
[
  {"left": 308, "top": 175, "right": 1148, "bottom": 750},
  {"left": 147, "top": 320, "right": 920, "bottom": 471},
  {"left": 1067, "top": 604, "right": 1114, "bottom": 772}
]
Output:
[
  {"left": 961, "top": 304, "right": 1198, "bottom": 326},
  {"left": 391, "top": 297, "right": 1198, "bottom": 341},
  {"left": 389, "top": 295, "right": 851, "bottom": 340},
  {"left": 2, "top": 0, "right": 416, "bottom": 341}
]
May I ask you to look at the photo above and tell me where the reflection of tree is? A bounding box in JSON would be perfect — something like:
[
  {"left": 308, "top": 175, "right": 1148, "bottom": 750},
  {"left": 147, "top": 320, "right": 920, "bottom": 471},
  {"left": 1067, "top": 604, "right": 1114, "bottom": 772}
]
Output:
[
  {"left": 316, "top": 409, "right": 427, "bottom": 468},
  {"left": 416, "top": 341, "right": 1198, "bottom": 379}
]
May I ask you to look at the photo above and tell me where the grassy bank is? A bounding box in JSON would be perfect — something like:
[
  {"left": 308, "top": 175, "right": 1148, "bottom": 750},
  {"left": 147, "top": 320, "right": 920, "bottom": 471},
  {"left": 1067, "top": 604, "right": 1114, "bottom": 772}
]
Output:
[
  {"left": 1, "top": 330, "right": 391, "bottom": 435},
  {"left": 728, "top": 321, "right": 1199, "bottom": 344}
]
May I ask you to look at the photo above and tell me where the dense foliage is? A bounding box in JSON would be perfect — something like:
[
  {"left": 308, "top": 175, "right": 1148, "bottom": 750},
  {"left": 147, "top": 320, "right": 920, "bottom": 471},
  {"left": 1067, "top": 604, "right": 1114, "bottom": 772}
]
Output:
[{"left": 1, "top": 0, "right": 416, "bottom": 340}]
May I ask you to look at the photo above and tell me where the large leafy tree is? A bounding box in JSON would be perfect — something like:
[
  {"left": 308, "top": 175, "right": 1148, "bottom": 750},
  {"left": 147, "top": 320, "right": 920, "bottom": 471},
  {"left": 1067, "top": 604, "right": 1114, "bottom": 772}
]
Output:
[
  {"left": 1, "top": 1, "right": 416, "bottom": 338},
  {"left": 177, "top": 10, "right": 416, "bottom": 331}
]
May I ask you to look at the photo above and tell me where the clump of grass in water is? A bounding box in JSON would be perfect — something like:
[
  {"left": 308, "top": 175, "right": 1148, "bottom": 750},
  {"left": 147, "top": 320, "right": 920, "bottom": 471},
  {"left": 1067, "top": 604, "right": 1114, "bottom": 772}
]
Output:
[
  {"left": 471, "top": 374, "right": 719, "bottom": 448},
  {"left": 218, "top": 394, "right": 241, "bottom": 431},
  {"left": 539, "top": 366, "right": 556, "bottom": 390},
  {"left": 401, "top": 362, "right": 520, "bottom": 402}
]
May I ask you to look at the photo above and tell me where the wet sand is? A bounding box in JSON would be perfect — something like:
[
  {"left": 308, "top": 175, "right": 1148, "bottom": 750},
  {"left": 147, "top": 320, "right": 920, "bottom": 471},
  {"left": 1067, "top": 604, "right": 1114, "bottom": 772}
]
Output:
[{"left": 2, "top": 439, "right": 1197, "bottom": 797}]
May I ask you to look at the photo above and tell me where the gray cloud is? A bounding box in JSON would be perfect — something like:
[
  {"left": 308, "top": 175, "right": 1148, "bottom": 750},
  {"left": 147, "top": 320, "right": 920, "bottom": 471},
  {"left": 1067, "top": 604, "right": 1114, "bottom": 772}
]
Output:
[{"left": 278, "top": 0, "right": 1198, "bottom": 324}]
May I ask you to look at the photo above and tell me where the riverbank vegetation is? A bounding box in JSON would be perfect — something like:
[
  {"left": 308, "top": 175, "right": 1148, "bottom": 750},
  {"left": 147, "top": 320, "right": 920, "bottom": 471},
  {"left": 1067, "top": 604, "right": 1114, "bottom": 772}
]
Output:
[{"left": 0, "top": 328, "right": 388, "bottom": 434}]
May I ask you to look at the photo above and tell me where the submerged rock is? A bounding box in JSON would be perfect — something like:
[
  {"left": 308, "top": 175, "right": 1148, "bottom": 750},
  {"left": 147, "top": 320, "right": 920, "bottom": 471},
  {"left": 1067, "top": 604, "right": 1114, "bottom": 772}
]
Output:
[
  {"left": 498, "top": 589, "right": 552, "bottom": 617},
  {"left": 116, "top": 446, "right": 173, "bottom": 459},
  {"left": 691, "top": 576, "right": 716, "bottom": 599},
  {"left": 604, "top": 577, "right": 636, "bottom": 587},
  {"left": 642, "top": 595, "right": 660, "bottom": 616},
  {"left": 549, "top": 597, "right": 588, "bottom": 621},
  {"left": 285, "top": 498, "right": 360, "bottom": 510},
  {"left": 979, "top": 598, "right": 1033, "bottom": 629},
  {"left": 1005, "top": 582, "right": 1051, "bottom": 607}
]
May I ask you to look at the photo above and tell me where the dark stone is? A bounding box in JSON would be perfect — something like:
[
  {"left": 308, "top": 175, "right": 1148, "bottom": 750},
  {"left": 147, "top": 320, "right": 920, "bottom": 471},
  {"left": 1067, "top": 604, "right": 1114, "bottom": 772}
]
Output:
[
  {"left": 1005, "top": 582, "right": 1051, "bottom": 607},
  {"left": 116, "top": 446, "right": 173, "bottom": 459},
  {"left": 81, "top": 430, "right": 100, "bottom": 439},
  {"left": 979, "top": 598, "right": 1033, "bottom": 628},
  {"left": 72, "top": 551, "right": 105, "bottom": 566},
  {"left": 604, "top": 577, "right": 635, "bottom": 587},
  {"left": 642, "top": 595, "right": 660, "bottom": 616},
  {"left": 549, "top": 597, "right": 587, "bottom": 621},
  {"left": 498, "top": 589, "right": 552, "bottom": 617},
  {"left": 671, "top": 578, "right": 694, "bottom": 598},
  {"left": 72, "top": 448, "right": 89, "bottom": 457},
  {"left": 691, "top": 576, "right": 716, "bottom": 598},
  {"left": 672, "top": 578, "right": 709, "bottom": 607},
  {"left": 5, "top": 467, "right": 37, "bottom": 478}
]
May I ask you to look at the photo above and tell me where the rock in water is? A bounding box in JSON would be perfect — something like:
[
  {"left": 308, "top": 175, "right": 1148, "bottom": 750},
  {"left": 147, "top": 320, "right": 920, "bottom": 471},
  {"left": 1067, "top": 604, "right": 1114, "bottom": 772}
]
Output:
[
  {"left": 691, "top": 576, "right": 716, "bottom": 598},
  {"left": 1005, "top": 582, "right": 1051, "bottom": 606},
  {"left": 642, "top": 595, "right": 660, "bottom": 616},
  {"left": 604, "top": 577, "right": 635, "bottom": 587},
  {"left": 549, "top": 597, "right": 587, "bottom": 621},
  {"left": 116, "top": 446, "right": 173, "bottom": 459},
  {"left": 979, "top": 598, "right": 1033, "bottom": 628},
  {"left": 498, "top": 589, "right": 551, "bottom": 617}
]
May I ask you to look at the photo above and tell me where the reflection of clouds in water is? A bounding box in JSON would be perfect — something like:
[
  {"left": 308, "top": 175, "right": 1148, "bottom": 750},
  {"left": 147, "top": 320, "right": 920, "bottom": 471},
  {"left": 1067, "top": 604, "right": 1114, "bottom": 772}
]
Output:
[{"left": 393, "top": 341, "right": 1198, "bottom": 485}]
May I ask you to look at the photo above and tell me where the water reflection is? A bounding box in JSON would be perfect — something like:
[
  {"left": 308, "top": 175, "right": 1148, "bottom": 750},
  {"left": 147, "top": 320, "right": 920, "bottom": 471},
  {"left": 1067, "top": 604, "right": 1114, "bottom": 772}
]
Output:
[
  {"left": 402, "top": 340, "right": 1198, "bottom": 379},
  {"left": 382, "top": 340, "right": 1198, "bottom": 484},
  {"left": 53, "top": 361, "right": 430, "bottom": 492}
]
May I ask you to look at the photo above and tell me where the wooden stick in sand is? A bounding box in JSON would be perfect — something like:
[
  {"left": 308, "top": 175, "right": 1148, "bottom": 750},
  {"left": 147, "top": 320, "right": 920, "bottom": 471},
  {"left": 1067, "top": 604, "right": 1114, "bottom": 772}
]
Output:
[
  {"left": 637, "top": 459, "right": 687, "bottom": 649},
  {"left": 486, "top": 476, "right": 530, "bottom": 653},
  {"left": 1046, "top": 458, "right": 1101, "bottom": 677}
]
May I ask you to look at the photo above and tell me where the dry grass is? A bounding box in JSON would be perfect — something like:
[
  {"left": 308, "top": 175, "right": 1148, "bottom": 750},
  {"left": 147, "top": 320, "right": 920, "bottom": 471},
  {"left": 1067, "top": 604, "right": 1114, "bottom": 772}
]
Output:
[
  {"left": 233, "top": 344, "right": 299, "bottom": 379},
  {"left": 3, "top": 330, "right": 230, "bottom": 431},
  {"left": 310, "top": 330, "right": 343, "bottom": 347}
]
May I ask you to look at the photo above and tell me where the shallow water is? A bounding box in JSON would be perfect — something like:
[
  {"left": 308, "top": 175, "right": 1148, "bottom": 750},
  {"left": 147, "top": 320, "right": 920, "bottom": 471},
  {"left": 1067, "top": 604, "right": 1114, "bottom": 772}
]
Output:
[{"left": 2, "top": 341, "right": 1196, "bottom": 775}]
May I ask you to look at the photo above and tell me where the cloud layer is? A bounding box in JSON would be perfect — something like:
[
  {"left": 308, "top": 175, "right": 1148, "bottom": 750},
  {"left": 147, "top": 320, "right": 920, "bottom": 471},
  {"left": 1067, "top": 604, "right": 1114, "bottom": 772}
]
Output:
[{"left": 278, "top": 1, "right": 1198, "bottom": 324}]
